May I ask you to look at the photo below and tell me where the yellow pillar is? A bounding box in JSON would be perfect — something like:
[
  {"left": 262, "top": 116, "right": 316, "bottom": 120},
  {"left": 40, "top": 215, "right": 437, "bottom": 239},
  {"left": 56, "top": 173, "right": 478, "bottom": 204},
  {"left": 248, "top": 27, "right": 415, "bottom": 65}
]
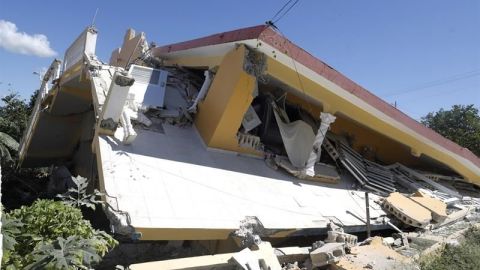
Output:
[{"left": 195, "top": 45, "right": 258, "bottom": 153}]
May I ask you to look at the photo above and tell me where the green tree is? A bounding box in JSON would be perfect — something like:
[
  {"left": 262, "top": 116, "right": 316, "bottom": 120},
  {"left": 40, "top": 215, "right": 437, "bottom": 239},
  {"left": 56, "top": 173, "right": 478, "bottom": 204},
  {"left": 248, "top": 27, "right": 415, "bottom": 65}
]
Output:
[
  {"left": 2, "top": 200, "right": 117, "bottom": 269},
  {"left": 0, "top": 93, "right": 31, "bottom": 142},
  {"left": 421, "top": 104, "right": 480, "bottom": 157},
  {"left": 0, "top": 92, "right": 47, "bottom": 210}
]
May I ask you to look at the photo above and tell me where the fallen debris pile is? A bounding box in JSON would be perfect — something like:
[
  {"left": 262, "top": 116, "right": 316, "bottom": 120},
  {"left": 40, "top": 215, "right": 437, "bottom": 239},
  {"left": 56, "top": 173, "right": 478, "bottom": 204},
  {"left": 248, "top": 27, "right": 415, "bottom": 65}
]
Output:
[{"left": 127, "top": 223, "right": 416, "bottom": 270}]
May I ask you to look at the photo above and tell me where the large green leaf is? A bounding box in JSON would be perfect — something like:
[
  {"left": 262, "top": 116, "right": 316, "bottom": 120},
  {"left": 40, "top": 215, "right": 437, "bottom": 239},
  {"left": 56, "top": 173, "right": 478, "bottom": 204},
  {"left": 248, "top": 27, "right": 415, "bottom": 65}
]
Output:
[
  {"left": 0, "top": 131, "right": 19, "bottom": 151},
  {"left": 0, "top": 144, "right": 13, "bottom": 162},
  {"left": 3, "top": 200, "right": 118, "bottom": 269},
  {"left": 1, "top": 214, "right": 23, "bottom": 250},
  {"left": 57, "top": 176, "right": 104, "bottom": 210}
]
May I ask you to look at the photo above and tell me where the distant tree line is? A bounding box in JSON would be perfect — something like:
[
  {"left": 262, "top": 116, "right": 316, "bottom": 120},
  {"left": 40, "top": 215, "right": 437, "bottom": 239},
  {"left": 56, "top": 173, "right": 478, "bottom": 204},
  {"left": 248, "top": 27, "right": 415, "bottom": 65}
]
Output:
[{"left": 421, "top": 104, "right": 480, "bottom": 157}]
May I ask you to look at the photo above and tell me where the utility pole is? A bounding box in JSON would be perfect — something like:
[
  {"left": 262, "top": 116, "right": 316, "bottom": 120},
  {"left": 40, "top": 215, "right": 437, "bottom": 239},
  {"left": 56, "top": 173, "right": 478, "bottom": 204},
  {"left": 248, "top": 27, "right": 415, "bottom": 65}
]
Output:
[{"left": 365, "top": 191, "right": 371, "bottom": 238}]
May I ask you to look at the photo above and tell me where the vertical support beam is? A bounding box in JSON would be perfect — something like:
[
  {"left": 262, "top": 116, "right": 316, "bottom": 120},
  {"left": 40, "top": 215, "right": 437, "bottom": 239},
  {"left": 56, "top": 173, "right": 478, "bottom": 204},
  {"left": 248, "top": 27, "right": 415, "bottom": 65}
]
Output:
[
  {"left": 304, "top": 112, "right": 336, "bottom": 176},
  {"left": 188, "top": 70, "right": 213, "bottom": 113},
  {"left": 98, "top": 71, "right": 135, "bottom": 135},
  {"left": 195, "top": 45, "right": 257, "bottom": 152},
  {"left": 365, "top": 191, "right": 371, "bottom": 238}
]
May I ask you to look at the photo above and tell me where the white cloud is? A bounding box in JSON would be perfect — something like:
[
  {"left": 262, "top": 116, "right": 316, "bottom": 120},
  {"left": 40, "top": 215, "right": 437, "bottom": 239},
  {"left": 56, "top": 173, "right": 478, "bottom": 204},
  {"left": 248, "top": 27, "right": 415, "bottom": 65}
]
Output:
[{"left": 0, "top": 20, "right": 56, "bottom": 57}]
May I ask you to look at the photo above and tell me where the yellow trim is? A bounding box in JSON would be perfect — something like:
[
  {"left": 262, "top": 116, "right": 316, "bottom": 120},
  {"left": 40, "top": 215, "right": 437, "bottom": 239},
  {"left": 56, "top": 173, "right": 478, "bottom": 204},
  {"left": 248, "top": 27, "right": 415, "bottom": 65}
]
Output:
[
  {"left": 60, "top": 61, "right": 83, "bottom": 82},
  {"left": 136, "top": 227, "right": 232, "bottom": 241}
]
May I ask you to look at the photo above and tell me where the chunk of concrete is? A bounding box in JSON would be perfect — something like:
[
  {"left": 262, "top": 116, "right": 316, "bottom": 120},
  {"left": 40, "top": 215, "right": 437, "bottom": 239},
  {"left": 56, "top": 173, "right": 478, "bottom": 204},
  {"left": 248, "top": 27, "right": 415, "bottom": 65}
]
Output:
[
  {"left": 410, "top": 191, "right": 448, "bottom": 223},
  {"left": 383, "top": 237, "right": 395, "bottom": 246},
  {"left": 310, "top": 242, "right": 345, "bottom": 267},
  {"left": 232, "top": 248, "right": 262, "bottom": 270},
  {"left": 325, "top": 230, "right": 358, "bottom": 248},
  {"left": 383, "top": 192, "right": 432, "bottom": 228}
]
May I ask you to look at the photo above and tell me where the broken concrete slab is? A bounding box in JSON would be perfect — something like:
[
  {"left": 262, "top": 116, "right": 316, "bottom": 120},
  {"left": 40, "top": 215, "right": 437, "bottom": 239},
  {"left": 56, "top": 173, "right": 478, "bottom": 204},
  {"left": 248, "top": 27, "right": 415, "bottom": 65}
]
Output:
[
  {"left": 232, "top": 248, "right": 262, "bottom": 270},
  {"left": 433, "top": 207, "right": 471, "bottom": 229},
  {"left": 383, "top": 192, "right": 432, "bottom": 228},
  {"left": 410, "top": 191, "right": 447, "bottom": 223}
]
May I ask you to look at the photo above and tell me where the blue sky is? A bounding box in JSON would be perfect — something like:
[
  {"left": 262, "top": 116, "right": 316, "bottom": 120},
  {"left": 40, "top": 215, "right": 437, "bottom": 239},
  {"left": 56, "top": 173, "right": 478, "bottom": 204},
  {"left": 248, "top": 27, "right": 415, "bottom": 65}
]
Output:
[{"left": 0, "top": 0, "right": 478, "bottom": 119}]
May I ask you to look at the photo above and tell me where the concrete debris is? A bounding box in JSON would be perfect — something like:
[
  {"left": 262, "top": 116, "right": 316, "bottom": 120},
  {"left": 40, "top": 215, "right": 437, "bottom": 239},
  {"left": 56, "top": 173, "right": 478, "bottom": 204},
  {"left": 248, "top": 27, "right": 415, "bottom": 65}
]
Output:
[
  {"left": 237, "top": 132, "right": 262, "bottom": 150},
  {"left": 336, "top": 236, "right": 414, "bottom": 270},
  {"left": 382, "top": 237, "right": 394, "bottom": 246},
  {"left": 232, "top": 248, "right": 263, "bottom": 270},
  {"left": 410, "top": 191, "right": 447, "bottom": 222},
  {"left": 393, "top": 237, "right": 403, "bottom": 247},
  {"left": 125, "top": 221, "right": 480, "bottom": 269},
  {"left": 310, "top": 242, "right": 346, "bottom": 267},
  {"left": 311, "top": 240, "right": 325, "bottom": 251},
  {"left": 325, "top": 222, "right": 358, "bottom": 248},
  {"left": 282, "top": 262, "right": 302, "bottom": 270},
  {"left": 130, "top": 241, "right": 283, "bottom": 270},
  {"left": 275, "top": 247, "right": 310, "bottom": 265},
  {"left": 233, "top": 216, "right": 265, "bottom": 248},
  {"left": 383, "top": 192, "right": 432, "bottom": 228},
  {"left": 432, "top": 206, "right": 471, "bottom": 229}
]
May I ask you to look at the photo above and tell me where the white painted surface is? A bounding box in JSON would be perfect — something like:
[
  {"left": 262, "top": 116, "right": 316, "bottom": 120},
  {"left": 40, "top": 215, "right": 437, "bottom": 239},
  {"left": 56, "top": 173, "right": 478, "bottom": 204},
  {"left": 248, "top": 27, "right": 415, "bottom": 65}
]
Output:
[
  {"left": 99, "top": 72, "right": 132, "bottom": 127},
  {"left": 128, "top": 65, "right": 168, "bottom": 109},
  {"left": 97, "top": 123, "right": 386, "bottom": 231}
]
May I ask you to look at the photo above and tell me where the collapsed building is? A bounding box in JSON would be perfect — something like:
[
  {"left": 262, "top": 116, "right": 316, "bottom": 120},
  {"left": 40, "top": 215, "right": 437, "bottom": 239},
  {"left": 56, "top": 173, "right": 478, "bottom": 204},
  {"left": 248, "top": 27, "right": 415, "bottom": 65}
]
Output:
[{"left": 18, "top": 24, "right": 480, "bottom": 268}]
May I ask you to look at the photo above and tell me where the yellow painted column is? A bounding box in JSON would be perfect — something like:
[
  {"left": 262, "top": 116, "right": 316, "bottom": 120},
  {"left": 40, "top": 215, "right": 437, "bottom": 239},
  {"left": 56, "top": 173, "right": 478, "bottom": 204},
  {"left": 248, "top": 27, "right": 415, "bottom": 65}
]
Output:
[{"left": 195, "top": 45, "right": 258, "bottom": 152}]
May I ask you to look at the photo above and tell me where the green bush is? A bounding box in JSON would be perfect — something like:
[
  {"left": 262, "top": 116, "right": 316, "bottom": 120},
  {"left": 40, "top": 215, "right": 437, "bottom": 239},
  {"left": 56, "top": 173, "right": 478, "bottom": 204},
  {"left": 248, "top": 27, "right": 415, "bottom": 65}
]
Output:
[
  {"left": 420, "top": 226, "right": 480, "bottom": 270},
  {"left": 2, "top": 200, "right": 117, "bottom": 269}
]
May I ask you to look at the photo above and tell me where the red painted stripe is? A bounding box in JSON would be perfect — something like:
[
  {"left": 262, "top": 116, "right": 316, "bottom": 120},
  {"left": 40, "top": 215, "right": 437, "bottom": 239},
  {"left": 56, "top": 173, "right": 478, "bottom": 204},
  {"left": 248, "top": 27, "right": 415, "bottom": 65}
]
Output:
[
  {"left": 155, "top": 25, "right": 480, "bottom": 169},
  {"left": 153, "top": 25, "right": 268, "bottom": 54}
]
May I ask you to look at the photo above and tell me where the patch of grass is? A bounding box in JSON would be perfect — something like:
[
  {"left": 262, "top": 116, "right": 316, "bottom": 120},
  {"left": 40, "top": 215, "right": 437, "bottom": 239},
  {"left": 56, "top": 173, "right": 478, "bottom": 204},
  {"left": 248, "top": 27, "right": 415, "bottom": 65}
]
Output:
[{"left": 420, "top": 226, "right": 480, "bottom": 270}]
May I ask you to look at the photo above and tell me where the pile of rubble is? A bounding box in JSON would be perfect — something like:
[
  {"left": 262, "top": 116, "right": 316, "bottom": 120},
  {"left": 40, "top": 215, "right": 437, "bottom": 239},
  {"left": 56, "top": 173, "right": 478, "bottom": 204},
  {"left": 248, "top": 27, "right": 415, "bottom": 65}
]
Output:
[
  {"left": 128, "top": 217, "right": 480, "bottom": 270},
  {"left": 128, "top": 222, "right": 417, "bottom": 270}
]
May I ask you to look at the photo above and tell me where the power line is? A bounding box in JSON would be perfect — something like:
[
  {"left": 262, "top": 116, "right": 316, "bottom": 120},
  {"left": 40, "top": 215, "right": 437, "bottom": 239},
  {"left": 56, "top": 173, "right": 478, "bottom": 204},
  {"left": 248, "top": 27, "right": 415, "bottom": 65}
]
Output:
[
  {"left": 271, "top": 0, "right": 295, "bottom": 22},
  {"left": 270, "top": 0, "right": 300, "bottom": 24},
  {"left": 395, "top": 86, "right": 476, "bottom": 103},
  {"left": 384, "top": 69, "right": 480, "bottom": 98}
]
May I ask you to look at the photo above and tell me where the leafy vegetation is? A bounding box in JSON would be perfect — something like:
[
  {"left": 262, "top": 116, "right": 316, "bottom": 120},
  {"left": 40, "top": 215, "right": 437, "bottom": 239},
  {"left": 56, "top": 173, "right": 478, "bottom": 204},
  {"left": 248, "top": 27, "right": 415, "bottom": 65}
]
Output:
[
  {"left": 57, "top": 176, "right": 104, "bottom": 210},
  {"left": 0, "top": 92, "right": 50, "bottom": 210},
  {"left": 420, "top": 226, "right": 480, "bottom": 270},
  {"left": 0, "top": 93, "right": 32, "bottom": 142},
  {"left": 0, "top": 131, "right": 18, "bottom": 162},
  {"left": 0, "top": 91, "right": 117, "bottom": 269},
  {"left": 2, "top": 200, "right": 117, "bottom": 269},
  {"left": 26, "top": 236, "right": 104, "bottom": 270},
  {"left": 421, "top": 104, "right": 480, "bottom": 157}
]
